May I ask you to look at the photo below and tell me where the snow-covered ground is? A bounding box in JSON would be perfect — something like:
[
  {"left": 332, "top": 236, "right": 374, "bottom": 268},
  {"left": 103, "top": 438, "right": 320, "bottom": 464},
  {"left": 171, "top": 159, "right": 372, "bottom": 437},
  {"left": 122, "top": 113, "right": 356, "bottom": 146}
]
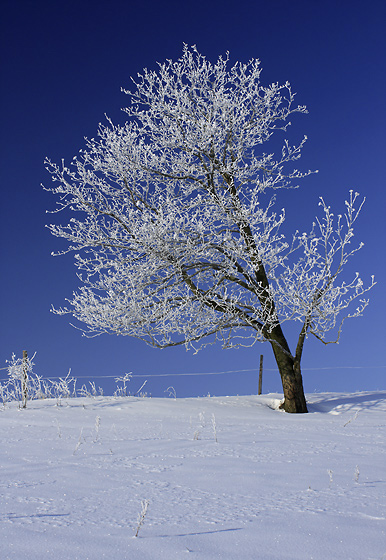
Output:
[{"left": 1, "top": 392, "right": 385, "bottom": 560}]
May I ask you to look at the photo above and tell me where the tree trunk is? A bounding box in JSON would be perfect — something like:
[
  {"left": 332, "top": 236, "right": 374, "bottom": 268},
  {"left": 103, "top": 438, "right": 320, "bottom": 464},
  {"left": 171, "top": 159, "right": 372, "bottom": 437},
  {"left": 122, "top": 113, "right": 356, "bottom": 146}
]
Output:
[{"left": 269, "top": 327, "right": 308, "bottom": 413}]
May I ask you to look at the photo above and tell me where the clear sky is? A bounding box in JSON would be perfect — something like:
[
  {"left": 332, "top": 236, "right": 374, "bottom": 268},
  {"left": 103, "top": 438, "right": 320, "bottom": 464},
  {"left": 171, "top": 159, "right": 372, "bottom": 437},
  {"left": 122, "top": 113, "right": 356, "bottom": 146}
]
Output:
[{"left": 1, "top": 0, "right": 385, "bottom": 398}]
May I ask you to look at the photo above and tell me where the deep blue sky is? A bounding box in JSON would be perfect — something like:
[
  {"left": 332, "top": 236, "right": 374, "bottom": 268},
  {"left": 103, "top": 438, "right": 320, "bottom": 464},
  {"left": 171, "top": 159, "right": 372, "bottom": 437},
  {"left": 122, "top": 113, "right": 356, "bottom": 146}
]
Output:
[{"left": 1, "top": 0, "right": 385, "bottom": 398}]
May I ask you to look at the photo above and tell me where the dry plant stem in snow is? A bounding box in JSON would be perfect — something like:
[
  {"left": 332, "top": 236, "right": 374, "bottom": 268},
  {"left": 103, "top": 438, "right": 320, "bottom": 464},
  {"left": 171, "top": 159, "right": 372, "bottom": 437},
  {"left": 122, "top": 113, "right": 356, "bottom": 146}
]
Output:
[
  {"left": 73, "top": 428, "right": 84, "bottom": 455},
  {"left": 94, "top": 416, "right": 101, "bottom": 442},
  {"left": 113, "top": 373, "right": 132, "bottom": 397},
  {"left": 212, "top": 413, "right": 218, "bottom": 443},
  {"left": 344, "top": 410, "right": 359, "bottom": 427},
  {"left": 1, "top": 355, "right": 78, "bottom": 406},
  {"left": 165, "top": 386, "right": 177, "bottom": 399},
  {"left": 134, "top": 500, "right": 149, "bottom": 537},
  {"left": 55, "top": 419, "right": 62, "bottom": 438},
  {"left": 134, "top": 379, "right": 147, "bottom": 397},
  {"left": 1, "top": 353, "right": 136, "bottom": 405}
]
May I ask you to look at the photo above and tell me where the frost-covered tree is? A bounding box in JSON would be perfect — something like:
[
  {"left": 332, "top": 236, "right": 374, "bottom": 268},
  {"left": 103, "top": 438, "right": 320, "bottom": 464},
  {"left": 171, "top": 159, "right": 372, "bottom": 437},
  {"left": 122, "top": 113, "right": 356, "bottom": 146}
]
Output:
[{"left": 44, "top": 46, "right": 374, "bottom": 413}]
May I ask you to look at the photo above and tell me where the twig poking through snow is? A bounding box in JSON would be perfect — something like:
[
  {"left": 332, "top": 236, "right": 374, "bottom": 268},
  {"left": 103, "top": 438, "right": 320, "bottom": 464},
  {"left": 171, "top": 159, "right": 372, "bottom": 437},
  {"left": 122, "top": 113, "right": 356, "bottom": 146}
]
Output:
[
  {"left": 73, "top": 428, "right": 84, "bottom": 455},
  {"left": 212, "top": 413, "right": 218, "bottom": 443},
  {"left": 134, "top": 500, "right": 149, "bottom": 537},
  {"left": 344, "top": 410, "right": 359, "bottom": 427},
  {"left": 134, "top": 379, "right": 147, "bottom": 397},
  {"left": 94, "top": 416, "right": 101, "bottom": 442},
  {"left": 165, "top": 386, "right": 177, "bottom": 399},
  {"left": 55, "top": 419, "right": 62, "bottom": 438}
]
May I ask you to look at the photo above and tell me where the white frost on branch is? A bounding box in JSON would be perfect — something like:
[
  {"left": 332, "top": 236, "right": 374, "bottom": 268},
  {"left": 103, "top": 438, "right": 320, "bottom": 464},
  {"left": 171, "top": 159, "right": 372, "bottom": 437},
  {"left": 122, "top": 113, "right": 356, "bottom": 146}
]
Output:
[
  {"left": 43, "top": 46, "right": 374, "bottom": 353},
  {"left": 274, "top": 191, "right": 375, "bottom": 344}
]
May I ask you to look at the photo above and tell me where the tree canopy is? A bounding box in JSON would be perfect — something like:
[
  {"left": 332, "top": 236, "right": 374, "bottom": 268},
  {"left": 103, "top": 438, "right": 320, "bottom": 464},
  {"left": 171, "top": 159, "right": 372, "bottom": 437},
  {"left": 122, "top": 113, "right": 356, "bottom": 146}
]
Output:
[{"left": 45, "top": 46, "right": 374, "bottom": 412}]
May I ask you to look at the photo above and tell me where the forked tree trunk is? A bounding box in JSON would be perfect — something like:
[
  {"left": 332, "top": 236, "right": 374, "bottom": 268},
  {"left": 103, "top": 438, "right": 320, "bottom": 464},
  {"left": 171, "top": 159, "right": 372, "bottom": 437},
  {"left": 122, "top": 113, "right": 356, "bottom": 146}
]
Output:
[{"left": 269, "top": 326, "right": 308, "bottom": 413}]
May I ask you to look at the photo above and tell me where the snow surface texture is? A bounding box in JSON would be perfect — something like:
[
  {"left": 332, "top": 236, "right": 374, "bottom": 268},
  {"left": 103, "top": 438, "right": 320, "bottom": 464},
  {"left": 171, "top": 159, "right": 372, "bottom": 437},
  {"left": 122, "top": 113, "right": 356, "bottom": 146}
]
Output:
[{"left": 1, "top": 392, "right": 385, "bottom": 560}]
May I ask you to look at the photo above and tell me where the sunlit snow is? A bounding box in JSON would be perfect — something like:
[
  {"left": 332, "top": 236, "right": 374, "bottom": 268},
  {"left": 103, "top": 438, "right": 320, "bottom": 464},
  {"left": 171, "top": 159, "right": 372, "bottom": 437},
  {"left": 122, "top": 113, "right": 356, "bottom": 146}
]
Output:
[{"left": 1, "top": 392, "right": 385, "bottom": 559}]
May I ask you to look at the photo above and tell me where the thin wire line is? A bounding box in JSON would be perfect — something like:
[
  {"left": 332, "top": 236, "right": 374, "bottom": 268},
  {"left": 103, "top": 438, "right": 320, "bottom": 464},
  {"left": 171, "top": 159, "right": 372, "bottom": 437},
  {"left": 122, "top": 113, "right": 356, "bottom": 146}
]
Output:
[{"left": 3, "top": 365, "right": 384, "bottom": 381}]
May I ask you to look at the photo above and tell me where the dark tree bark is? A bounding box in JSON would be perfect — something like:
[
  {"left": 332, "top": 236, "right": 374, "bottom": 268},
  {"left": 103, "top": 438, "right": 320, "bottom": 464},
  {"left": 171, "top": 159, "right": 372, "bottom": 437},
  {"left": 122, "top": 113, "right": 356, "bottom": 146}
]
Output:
[{"left": 269, "top": 325, "right": 308, "bottom": 413}]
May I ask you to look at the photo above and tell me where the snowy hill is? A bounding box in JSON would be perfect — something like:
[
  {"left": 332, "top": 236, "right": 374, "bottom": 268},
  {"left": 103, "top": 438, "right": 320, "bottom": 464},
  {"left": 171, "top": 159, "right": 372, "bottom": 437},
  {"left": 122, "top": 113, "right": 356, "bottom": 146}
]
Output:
[{"left": 1, "top": 392, "right": 385, "bottom": 560}]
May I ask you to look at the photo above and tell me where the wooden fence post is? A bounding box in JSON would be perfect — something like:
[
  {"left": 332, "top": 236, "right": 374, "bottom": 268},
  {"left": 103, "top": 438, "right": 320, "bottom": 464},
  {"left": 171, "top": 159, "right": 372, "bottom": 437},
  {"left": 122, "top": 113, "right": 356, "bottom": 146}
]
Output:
[
  {"left": 258, "top": 354, "right": 263, "bottom": 395},
  {"left": 22, "top": 350, "right": 28, "bottom": 408}
]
